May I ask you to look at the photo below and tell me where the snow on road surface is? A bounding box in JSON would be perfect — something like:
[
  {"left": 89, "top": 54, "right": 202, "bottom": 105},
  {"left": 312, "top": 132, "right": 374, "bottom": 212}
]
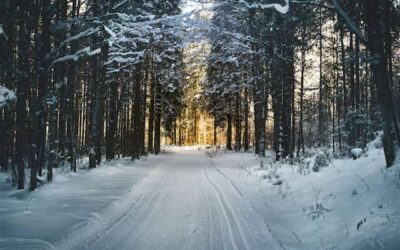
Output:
[
  {"left": 54, "top": 149, "right": 281, "bottom": 250},
  {"left": 0, "top": 157, "right": 155, "bottom": 249},
  {"left": 1, "top": 146, "right": 399, "bottom": 250},
  {"left": 0, "top": 149, "right": 281, "bottom": 250}
]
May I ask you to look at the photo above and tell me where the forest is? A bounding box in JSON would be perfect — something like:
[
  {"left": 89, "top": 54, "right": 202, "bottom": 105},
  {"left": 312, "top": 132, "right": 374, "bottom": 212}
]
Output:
[
  {"left": 1, "top": 0, "right": 399, "bottom": 189},
  {"left": 0, "top": 0, "right": 400, "bottom": 249}
]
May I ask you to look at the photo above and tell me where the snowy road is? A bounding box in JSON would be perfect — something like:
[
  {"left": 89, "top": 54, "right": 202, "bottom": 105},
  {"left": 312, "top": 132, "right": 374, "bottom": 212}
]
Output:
[
  {"left": 54, "top": 149, "right": 281, "bottom": 250},
  {"left": 2, "top": 147, "right": 399, "bottom": 249}
]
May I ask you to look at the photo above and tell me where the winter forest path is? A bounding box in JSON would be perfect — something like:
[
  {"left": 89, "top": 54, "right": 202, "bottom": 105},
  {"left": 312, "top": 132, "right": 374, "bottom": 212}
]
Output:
[
  {"left": 56, "top": 148, "right": 282, "bottom": 250},
  {"left": 0, "top": 148, "right": 282, "bottom": 250}
]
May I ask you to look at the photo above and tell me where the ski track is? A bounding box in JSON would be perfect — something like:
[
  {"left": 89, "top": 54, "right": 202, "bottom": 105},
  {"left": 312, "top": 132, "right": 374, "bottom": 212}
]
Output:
[
  {"left": 201, "top": 157, "right": 250, "bottom": 250},
  {"left": 204, "top": 157, "right": 285, "bottom": 250},
  {"left": 91, "top": 169, "right": 171, "bottom": 249},
  {"left": 204, "top": 179, "right": 214, "bottom": 250}
]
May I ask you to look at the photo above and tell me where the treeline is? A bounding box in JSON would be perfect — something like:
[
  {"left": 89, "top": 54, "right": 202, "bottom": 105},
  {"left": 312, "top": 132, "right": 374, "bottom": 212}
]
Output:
[
  {"left": 0, "top": 0, "right": 183, "bottom": 190},
  {"left": 204, "top": 0, "right": 400, "bottom": 166},
  {"left": 1, "top": 0, "right": 400, "bottom": 191}
]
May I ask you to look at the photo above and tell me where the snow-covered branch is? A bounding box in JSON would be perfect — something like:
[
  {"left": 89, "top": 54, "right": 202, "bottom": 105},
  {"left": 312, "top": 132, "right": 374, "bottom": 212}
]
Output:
[
  {"left": 112, "top": 0, "right": 128, "bottom": 10},
  {"left": 288, "top": 0, "right": 368, "bottom": 43},
  {"left": 238, "top": 0, "right": 290, "bottom": 14},
  {"left": 331, "top": 0, "right": 368, "bottom": 44},
  {"left": 58, "top": 27, "right": 100, "bottom": 51},
  {"left": 52, "top": 46, "right": 102, "bottom": 65}
]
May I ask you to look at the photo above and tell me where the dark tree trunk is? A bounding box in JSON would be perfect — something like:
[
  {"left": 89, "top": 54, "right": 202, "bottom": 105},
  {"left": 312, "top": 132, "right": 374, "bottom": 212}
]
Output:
[
  {"left": 88, "top": 54, "right": 99, "bottom": 169},
  {"left": 318, "top": 6, "right": 324, "bottom": 146},
  {"left": 339, "top": 24, "right": 348, "bottom": 115},
  {"left": 106, "top": 79, "right": 119, "bottom": 160},
  {"left": 0, "top": 0, "right": 17, "bottom": 173},
  {"left": 365, "top": 0, "right": 396, "bottom": 167},
  {"left": 243, "top": 86, "right": 249, "bottom": 151},
  {"left": 235, "top": 90, "right": 241, "bottom": 151},
  {"left": 148, "top": 66, "right": 155, "bottom": 153},
  {"left": 281, "top": 37, "right": 294, "bottom": 158},
  {"left": 226, "top": 113, "right": 232, "bottom": 150},
  {"left": 383, "top": 0, "right": 400, "bottom": 146},
  {"left": 141, "top": 65, "right": 148, "bottom": 155},
  {"left": 132, "top": 64, "right": 142, "bottom": 160},
  {"left": 297, "top": 27, "right": 306, "bottom": 155},
  {"left": 213, "top": 117, "right": 217, "bottom": 146},
  {"left": 36, "top": 0, "right": 52, "bottom": 178},
  {"left": 154, "top": 75, "right": 161, "bottom": 154},
  {"left": 67, "top": 0, "right": 79, "bottom": 171},
  {"left": 95, "top": 42, "right": 108, "bottom": 164},
  {"left": 16, "top": 1, "right": 31, "bottom": 189},
  {"left": 55, "top": 0, "right": 68, "bottom": 161}
]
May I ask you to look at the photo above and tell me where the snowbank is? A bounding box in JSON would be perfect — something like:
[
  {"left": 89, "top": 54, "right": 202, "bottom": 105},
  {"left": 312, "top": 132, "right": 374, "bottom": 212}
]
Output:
[
  {"left": 0, "top": 85, "right": 17, "bottom": 108},
  {"left": 351, "top": 148, "right": 363, "bottom": 159},
  {"left": 207, "top": 140, "right": 400, "bottom": 249},
  {"left": 0, "top": 157, "right": 156, "bottom": 249}
]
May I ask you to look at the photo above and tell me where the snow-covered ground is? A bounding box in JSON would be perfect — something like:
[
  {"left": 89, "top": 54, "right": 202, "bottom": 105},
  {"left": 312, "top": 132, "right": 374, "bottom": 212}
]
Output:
[
  {"left": 0, "top": 157, "right": 156, "bottom": 249},
  {"left": 0, "top": 85, "right": 17, "bottom": 109},
  {"left": 0, "top": 144, "right": 399, "bottom": 249},
  {"left": 207, "top": 145, "right": 400, "bottom": 249}
]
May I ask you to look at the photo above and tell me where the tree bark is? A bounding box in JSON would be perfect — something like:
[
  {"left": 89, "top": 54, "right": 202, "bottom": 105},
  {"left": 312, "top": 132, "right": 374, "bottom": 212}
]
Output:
[
  {"left": 132, "top": 64, "right": 142, "bottom": 160},
  {"left": 235, "top": 90, "right": 241, "bottom": 151},
  {"left": 226, "top": 113, "right": 233, "bottom": 150},
  {"left": 365, "top": 0, "right": 396, "bottom": 167},
  {"left": 243, "top": 86, "right": 249, "bottom": 151}
]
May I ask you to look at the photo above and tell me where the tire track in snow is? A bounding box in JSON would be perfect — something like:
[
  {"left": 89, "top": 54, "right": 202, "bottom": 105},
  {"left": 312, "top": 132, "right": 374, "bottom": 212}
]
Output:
[
  {"left": 204, "top": 181, "right": 214, "bottom": 250},
  {"left": 110, "top": 170, "right": 169, "bottom": 229},
  {"left": 89, "top": 167, "right": 172, "bottom": 249},
  {"left": 53, "top": 163, "right": 171, "bottom": 250},
  {"left": 0, "top": 237, "right": 54, "bottom": 250},
  {"left": 205, "top": 156, "right": 286, "bottom": 250},
  {"left": 201, "top": 157, "right": 251, "bottom": 250}
]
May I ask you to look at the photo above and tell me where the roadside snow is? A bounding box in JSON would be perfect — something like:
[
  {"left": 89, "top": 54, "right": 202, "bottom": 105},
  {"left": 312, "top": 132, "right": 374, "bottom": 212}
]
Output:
[
  {"left": 208, "top": 145, "right": 400, "bottom": 249},
  {"left": 0, "top": 85, "right": 16, "bottom": 108},
  {"left": 351, "top": 148, "right": 364, "bottom": 159},
  {"left": 0, "top": 157, "right": 156, "bottom": 249}
]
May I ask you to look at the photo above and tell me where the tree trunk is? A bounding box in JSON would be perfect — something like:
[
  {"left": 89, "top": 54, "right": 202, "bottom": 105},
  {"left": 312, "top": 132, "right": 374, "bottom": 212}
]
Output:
[
  {"left": 243, "top": 86, "right": 249, "bottom": 151},
  {"left": 235, "top": 90, "right": 241, "bottom": 151},
  {"left": 339, "top": 24, "right": 348, "bottom": 115},
  {"left": 148, "top": 65, "right": 155, "bottom": 153},
  {"left": 0, "top": 0, "right": 17, "bottom": 173},
  {"left": 226, "top": 113, "right": 232, "bottom": 150},
  {"left": 154, "top": 75, "right": 161, "bottom": 154},
  {"left": 297, "top": 28, "right": 306, "bottom": 156},
  {"left": 36, "top": 0, "right": 52, "bottom": 178},
  {"left": 67, "top": 0, "right": 79, "bottom": 171},
  {"left": 132, "top": 64, "right": 142, "bottom": 160},
  {"left": 107, "top": 79, "right": 119, "bottom": 160},
  {"left": 15, "top": 1, "right": 30, "bottom": 189},
  {"left": 318, "top": 6, "right": 324, "bottom": 146},
  {"left": 365, "top": 0, "right": 396, "bottom": 167}
]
